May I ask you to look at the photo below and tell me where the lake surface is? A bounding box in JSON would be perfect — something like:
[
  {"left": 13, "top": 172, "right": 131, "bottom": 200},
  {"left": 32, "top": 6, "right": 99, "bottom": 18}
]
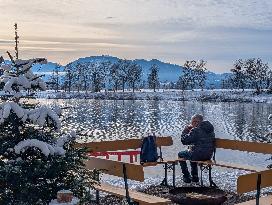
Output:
[
  {"left": 40, "top": 99, "right": 272, "bottom": 177},
  {"left": 41, "top": 99, "right": 272, "bottom": 142}
]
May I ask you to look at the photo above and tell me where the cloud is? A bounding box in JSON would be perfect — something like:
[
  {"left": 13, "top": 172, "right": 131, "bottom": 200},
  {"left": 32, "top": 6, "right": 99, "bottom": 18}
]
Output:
[
  {"left": 0, "top": 0, "right": 272, "bottom": 72},
  {"left": 106, "top": 16, "right": 115, "bottom": 19}
]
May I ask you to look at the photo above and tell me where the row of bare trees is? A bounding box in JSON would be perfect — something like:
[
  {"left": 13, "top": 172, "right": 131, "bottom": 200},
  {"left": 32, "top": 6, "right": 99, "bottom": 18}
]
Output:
[
  {"left": 47, "top": 58, "right": 272, "bottom": 94},
  {"left": 48, "top": 59, "right": 160, "bottom": 93},
  {"left": 223, "top": 58, "right": 271, "bottom": 94}
]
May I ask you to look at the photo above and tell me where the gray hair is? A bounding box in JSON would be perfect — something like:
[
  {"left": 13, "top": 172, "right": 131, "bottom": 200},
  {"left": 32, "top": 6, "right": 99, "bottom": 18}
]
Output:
[{"left": 191, "top": 114, "right": 204, "bottom": 122}]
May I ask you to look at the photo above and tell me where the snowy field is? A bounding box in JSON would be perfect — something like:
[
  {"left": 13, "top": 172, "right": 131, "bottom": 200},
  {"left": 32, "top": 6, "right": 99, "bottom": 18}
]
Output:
[{"left": 36, "top": 89, "right": 272, "bottom": 103}]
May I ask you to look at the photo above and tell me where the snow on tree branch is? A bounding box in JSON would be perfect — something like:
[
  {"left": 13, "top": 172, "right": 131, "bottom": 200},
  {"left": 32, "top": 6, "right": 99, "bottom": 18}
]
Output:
[
  {"left": 0, "top": 58, "right": 47, "bottom": 97},
  {"left": 28, "top": 105, "right": 61, "bottom": 131},
  {"left": 0, "top": 101, "right": 27, "bottom": 123},
  {"left": 14, "top": 138, "right": 66, "bottom": 157},
  {"left": 0, "top": 102, "right": 61, "bottom": 130}
]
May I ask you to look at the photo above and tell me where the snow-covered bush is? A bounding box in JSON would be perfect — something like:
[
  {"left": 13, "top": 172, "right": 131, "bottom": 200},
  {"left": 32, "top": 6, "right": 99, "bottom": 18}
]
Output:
[{"left": 0, "top": 58, "right": 96, "bottom": 205}]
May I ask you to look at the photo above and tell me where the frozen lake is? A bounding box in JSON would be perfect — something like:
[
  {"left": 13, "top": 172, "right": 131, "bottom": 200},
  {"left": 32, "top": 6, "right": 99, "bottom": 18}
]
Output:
[{"left": 40, "top": 99, "right": 272, "bottom": 189}]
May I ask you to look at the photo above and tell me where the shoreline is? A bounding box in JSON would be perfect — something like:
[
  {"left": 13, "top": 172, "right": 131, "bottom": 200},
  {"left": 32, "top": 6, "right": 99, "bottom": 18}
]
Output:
[{"left": 36, "top": 89, "right": 272, "bottom": 104}]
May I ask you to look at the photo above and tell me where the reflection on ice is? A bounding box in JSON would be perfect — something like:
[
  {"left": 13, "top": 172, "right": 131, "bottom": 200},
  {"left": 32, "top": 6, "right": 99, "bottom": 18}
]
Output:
[
  {"left": 39, "top": 99, "right": 272, "bottom": 143},
  {"left": 38, "top": 99, "right": 272, "bottom": 188}
]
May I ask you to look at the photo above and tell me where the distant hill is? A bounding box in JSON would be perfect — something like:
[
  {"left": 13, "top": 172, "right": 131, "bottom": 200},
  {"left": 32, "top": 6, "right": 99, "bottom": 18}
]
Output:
[
  {"left": 67, "top": 55, "right": 231, "bottom": 88},
  {"left": 32, "top": 62, "right": 65, "bottom": 81},
  {"left": 1, "top": 55, "right": 231, "bottom": 88},
  {"left": 67, "top": 55, "right": 184, "bottom": 82}
]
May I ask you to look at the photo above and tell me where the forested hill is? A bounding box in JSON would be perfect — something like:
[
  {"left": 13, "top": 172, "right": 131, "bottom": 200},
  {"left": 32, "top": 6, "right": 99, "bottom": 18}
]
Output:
[
  {"left": 16, "top": 55, "right": 231, "bottom": 88},
  {"left": 66, "top": 55, "right": 230, "bottom": 88}
]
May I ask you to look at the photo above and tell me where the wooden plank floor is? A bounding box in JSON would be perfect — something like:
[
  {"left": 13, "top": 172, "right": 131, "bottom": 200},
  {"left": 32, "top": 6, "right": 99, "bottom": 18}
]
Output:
[
  {"left": 235, "top": 195, "right": 272, "bottom": 205},
  {"left": 94, "top": 183, "right": 171, "bottom": 205}
]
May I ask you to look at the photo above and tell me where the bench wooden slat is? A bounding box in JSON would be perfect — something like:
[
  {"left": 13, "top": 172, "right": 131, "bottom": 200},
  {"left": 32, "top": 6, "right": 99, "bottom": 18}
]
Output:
[
  {"left": 85, "top": 157, "right": 144, "bottom": 181},
  {"left": 175, "top": 158, "right": 264, "bottom": 172},
  {"left": 74, "top": 136, "right": 173, "bottom": 152},
  {"left": 142, "top": 162, "right": 159, "bottom": 167},
  {"left": 215, "top": 138, "right": 272, "bottom": 154},
  {"left": 234, "top": 195, "right": 272, "bottom": 205},
  {"left": 237, "top": 169, "right": 272, "bottom": 194},
  {"left": 143, "top": 158, "right": 263, "bottom": 172},
  {"left": 94, "top": 182, "right": 171, "bottom": 205},
  {"left": 207, "top": 161, "right": 263, "bottom": 172}
]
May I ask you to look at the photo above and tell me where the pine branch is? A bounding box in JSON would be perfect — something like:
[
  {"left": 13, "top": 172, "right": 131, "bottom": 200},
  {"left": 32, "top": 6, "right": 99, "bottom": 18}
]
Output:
[
  {"left": 6, "top": 51, "right": 15, "bottom": 64},
  {"left": 0, "top": 56, "right": 4, "bottom": 64}
]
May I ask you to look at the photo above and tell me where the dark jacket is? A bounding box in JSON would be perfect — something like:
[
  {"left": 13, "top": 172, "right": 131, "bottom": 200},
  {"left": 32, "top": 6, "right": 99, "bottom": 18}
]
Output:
[{"left": 181, "top": 121, "right": 215, "bottom": 160}]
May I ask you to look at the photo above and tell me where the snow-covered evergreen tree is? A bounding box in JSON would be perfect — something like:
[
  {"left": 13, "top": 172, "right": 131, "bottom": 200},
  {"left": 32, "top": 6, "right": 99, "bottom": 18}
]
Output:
[
  {"left": 147, "top": 64, "right": 159, "bottom": 92},
  {"left": 0, "top": 57, "right": 95, "bottom": 205}
]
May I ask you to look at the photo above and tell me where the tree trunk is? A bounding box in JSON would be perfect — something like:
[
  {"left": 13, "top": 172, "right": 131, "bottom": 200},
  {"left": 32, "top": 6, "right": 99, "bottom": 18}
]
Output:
[
  {"left": 122, "top": 79, "right": 125, "bottom": 92},
  {"left": 115, "top": 82, "right": 118, "bottom": 92}
]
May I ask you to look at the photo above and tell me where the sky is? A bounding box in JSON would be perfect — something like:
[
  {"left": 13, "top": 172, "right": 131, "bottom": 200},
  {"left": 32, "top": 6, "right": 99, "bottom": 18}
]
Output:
[{"left": 0, "top": 0, "right": 272, "bottom": 73}]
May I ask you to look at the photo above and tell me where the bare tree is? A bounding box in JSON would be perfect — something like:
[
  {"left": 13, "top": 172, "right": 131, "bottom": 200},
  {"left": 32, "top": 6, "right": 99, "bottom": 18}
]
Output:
[
  {"left": 110, "top": 61, "right": 121, "bottom": 92},
  {"left": 230, "top": 59, "right": 247, "bottom": 91},
  {"left": 49, "top": 64, "right": 61, "bottom": 92},
  {"left": 148, "top": 64, "right": 159, "bottom": 92},
  {"left": 127, "top": 62, "right": 142, "bottom": 92},
  {"left": 244, "top": 58, "right": 269, "bottom": 94},
  {"left": 177, "top": 61, "right": 196, "bottom": 91},
  {"left": 119, "top": 59, "right": 131, "bottom": 92},
  {"left": 194, "top": 60, "right": 207, "bottom": 90}
]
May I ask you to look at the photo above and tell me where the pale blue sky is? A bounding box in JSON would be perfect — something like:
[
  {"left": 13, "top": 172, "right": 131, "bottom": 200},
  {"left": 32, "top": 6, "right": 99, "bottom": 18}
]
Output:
[{"left": 0, "top": 0, "right": 272, "bottom": 73}]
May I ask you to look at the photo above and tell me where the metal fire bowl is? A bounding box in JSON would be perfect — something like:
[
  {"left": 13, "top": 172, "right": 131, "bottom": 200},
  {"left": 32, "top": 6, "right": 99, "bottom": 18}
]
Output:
[{"left": 169, "top": 186, "right": 227, "bottom": 205}]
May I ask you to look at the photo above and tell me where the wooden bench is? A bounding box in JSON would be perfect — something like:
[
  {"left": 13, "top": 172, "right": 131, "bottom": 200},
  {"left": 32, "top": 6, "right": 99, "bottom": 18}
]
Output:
[
  {"left": 74, "top": 136, "right": 173, "bottom": 154},
  {"left": 77, "top": 137, "right": 272, "bottom": 200},
  {"left": 85, "top": 157, "right": 171, "bottom": 205},
  {"left": 74, "top": 136, "right": 173, "bottom": 164},
  {"left": 153, "top": 138, "right": 272, "bottom": 187},
  {"left": 235, "top": 169, "right": 272, "bottom": 205}
]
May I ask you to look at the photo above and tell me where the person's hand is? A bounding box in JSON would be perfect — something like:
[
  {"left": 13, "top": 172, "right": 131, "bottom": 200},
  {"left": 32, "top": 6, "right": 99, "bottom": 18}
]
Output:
[{"left": 184, "top": 125, "right": 193, "bottom": 132}]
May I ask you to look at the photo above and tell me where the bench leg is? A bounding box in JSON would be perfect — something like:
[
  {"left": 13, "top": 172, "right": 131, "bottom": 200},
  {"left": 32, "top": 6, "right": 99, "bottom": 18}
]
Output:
[
  {"left": 199, "top": 164, "right": 217, "bottom": 187},
  {"left": 172, "top": 162, "right": 176, "bottom": 188},
  {"left": 161, "top": 162, "right": 177, "bottom": 187},
  {"left": 200, "top": 164, "right": 204, "bottom": 186},
  {"left": 95, "top": 190, "right": 100, "bottom": 204},
  {"left": 256, "top": 174, "right": 261, "bottom": 205},
  {"left": 161, "top": 163, "right": 169, "bottom": 186},
  {"left": 94, "top": 171, "right": 100, "bottom": 204},
  {"left": 208, "top": 165, "right": 217, "bottom": 187}
]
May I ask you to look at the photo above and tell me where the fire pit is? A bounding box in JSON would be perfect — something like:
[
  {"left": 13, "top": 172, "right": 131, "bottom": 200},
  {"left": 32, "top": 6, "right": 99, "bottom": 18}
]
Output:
[{"left": 169, "top": 187, "right": 227, "bottom": 205}]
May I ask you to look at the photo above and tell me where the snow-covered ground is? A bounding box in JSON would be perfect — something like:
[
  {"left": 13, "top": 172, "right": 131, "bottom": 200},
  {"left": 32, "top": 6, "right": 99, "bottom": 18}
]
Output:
[{"left": 36, "top": 89, "right": 272, "bottom": 103}]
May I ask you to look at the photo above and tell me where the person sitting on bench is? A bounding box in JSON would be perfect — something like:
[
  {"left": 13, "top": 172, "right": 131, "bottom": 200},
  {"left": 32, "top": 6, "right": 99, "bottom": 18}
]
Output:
[{"left": 178, "top": 114, "right": 215, "bottom": 183}]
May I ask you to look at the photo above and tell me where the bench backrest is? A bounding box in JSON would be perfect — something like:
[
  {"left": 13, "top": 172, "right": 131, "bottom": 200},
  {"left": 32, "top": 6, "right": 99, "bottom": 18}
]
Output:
[
  {"left": 85, "top": 157, "right": 144, "bottom": 181},
  {"left": 215, "top": 138, "right": 272, "bottom": 154},
  {"left": 237, "top": 169, "right": 272, "bottom": 194},
  {"left": 74, "top": 136, "right": 173, "bottom": 152}
]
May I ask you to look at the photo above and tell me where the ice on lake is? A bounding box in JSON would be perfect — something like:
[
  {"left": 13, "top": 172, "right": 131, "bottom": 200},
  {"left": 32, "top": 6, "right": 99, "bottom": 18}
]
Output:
[{"left": 39, "top": 99, "right": 272, "bottom": 189}]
